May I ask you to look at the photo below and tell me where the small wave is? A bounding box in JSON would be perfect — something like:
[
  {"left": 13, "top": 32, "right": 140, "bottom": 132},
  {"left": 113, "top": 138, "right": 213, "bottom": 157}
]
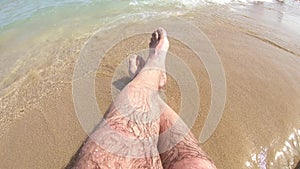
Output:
[
  {"left": 92, "top": 10, "right": 186, "bottom": 34},
  {"left": 0, "top": 0, "right": 281, "bottom": 29},
  {"left": 129, "top": 0, "right": 205, "bottom": 8},
  {"left": 245, "top": 128, "right": 300, "bottom": 169},
  {"left": 128, "top": 0, "right": 277, "bottom": 8}
]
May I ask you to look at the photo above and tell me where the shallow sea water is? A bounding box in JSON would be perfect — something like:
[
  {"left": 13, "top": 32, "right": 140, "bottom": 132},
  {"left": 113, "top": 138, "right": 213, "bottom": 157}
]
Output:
[{"left": 1, "top": 0, "right": 299, "bottom": 97}]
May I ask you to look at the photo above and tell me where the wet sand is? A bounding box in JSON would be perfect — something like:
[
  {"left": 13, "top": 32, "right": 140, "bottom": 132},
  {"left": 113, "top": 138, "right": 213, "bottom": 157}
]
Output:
[{"left": 1, "top": 3, "right": 300, "bottom": 169}]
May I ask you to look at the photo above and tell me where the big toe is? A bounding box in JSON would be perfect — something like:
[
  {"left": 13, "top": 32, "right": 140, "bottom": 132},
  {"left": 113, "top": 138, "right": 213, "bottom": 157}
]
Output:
[
  {"left": 129, "top": 54, "right": 138, "bottom": 75},
  {"left": 149, "top": 31, "right": 159, "bottom": 48},
  {"left": 157, "top": 27, "right": 167, "bottom": 39}
]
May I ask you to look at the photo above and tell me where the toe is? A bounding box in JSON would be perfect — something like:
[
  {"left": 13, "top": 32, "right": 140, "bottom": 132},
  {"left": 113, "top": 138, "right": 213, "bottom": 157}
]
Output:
[
  {"left": 149, "top": 31, "right": 159, "bottom": 48},
  {"left": 129, "top": 54, "right": 138, "bottom": 70},
  {"left": 152, "top": 31, "right": 159, "bottom": 40},
  {"left": 129, "top": 54, "right": 138, "bottom": 63},
  {"left": 157, "top": 27, "right": 167, "bottom": 39},
  {"left": 129, "top": 54, "right": 138, "bottom": 78},
  {"left": 155, "top": 31, "right": 159, "bottom": 40},
  {"left": 149, "top": 27, "right": 169, "bottom": 54},
  {"left": 136, "top": 55, "right": 145, "bottom": 68}
]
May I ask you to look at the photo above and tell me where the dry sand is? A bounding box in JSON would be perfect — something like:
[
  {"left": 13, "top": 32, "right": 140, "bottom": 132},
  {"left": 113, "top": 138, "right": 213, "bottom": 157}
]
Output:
[{"left": 0, "top": 4, "right": 300, "bottom": 169}]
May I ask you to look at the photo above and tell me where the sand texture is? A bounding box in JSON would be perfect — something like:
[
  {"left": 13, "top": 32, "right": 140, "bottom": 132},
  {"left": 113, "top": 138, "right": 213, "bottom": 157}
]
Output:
[{"left": 0, "top": 4, "right": 300, "bottom": 169}]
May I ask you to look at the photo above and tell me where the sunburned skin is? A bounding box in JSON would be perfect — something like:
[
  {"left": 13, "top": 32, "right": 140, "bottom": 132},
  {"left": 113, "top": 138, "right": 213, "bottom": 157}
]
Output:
[{"left": 71, "top": 28, "right": 217, "bottom": 169}]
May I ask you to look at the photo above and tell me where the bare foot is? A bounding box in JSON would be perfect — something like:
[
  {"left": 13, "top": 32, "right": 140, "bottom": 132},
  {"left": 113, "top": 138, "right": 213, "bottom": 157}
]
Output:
[
  {"left": 128, "top": 54, "right": 145, "bottom": 79},
  {"left": 70, "top": 28, "right": 170, "bottom": 169},
  {"left": 148, "top": 28, "right": 168, "bottom": 88},
  {"left": 132, "top": 28, "right": 169, "bottom": 89}
]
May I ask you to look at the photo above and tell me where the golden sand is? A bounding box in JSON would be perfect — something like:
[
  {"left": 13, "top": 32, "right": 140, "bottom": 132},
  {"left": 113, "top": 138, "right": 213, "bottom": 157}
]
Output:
[{"left": 0, "top": 5, "right": 299, "bottom": 169}]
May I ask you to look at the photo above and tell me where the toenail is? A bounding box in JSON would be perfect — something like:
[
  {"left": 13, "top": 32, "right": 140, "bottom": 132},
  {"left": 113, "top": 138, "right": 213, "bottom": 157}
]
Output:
[{"left": 155, "top": 32, "right": 158, "bottom": 39}]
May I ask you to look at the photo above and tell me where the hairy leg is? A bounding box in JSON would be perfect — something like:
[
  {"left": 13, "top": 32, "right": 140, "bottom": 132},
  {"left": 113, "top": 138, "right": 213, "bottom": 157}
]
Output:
[
  {"left": 72, "top": 101, "right": 163, "bottom": 169},
  {"left": 158, "top": 105, "right": 217, "bottom": 169},
  {"left": 126, "top": 28, "right": 216, "bottom": 169},
  {"left": 71, "top": 28, "right": 169, "bottom": 169}
]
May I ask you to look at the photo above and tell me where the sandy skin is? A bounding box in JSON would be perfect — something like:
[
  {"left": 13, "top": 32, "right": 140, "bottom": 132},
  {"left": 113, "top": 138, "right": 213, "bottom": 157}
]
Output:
[{"left": 70, "top": 28, "right": 217, "bottom": 169}]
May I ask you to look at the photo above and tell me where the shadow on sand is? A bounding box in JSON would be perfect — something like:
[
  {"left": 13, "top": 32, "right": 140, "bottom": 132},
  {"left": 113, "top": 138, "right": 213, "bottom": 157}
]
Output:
[{"left": 65, "top": 76, "right": 132, "bottom": 168}]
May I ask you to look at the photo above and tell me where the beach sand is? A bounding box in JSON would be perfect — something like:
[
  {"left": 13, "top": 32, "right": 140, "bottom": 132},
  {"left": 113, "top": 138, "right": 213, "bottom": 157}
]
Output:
[{"left": 0, "top": 3, "right": 300, "bottom": 169}]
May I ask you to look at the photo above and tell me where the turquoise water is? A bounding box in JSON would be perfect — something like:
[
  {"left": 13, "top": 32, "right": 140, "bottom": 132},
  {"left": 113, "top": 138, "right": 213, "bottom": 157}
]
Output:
[
  {"left": 0, "top": 0, "right": 298, "bottom": 96},
  {"left": 0, "top": 1, "right": 191, "bottom": 65},
  {"left": 0, "top": 0, "right": 200, "bottom": 30},
  {"left": 0, "top": 0, "right": 209, "bottom": 96},
  {"left": 0, "top": 0, "right": 285, "bottom": 30},
  {"left": 0, "top": 0, "right": 299, "bottom": 97}
]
